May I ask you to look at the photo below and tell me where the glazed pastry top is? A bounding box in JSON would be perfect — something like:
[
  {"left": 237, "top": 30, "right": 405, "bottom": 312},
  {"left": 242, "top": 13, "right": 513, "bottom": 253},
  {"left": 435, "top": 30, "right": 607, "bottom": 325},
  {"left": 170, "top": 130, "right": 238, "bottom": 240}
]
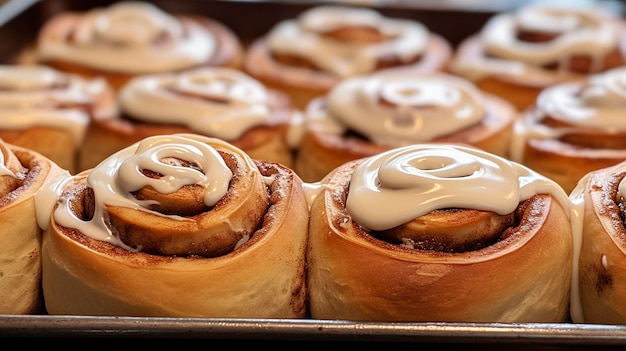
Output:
[
  {"left": 37, "top": 1, "right": 218, "bottom": 74},
  {"left": 0, "top": 64, "right": 112, "bottom": 145},
  {"left": 266, "top": 6, "right": 429, "bottom": 78},
  {"left": 510, "top": 66, "right": 626, "bottom": 162},
  {"left": 343, "top": 144, "right": 572, "bottom": 231},
  {"left": 451, "top": 3, "right": 624, "bottom": 83},
  {"left": 35, "top": 134, "right": 243, "bottom": 250},
  {"left": 304, "top": 71, "right": 487, "bottom": 147},
  {"left": 119, "top": 67, "right": 275, "bottom": 140}
]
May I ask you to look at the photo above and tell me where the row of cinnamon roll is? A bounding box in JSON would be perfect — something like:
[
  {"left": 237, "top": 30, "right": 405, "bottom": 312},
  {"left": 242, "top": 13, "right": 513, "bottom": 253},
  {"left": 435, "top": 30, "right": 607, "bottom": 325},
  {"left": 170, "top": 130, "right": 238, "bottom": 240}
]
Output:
[
  {"left": 6, "top": 2, "right": 626, "bottom": 189},
  {"left": 3, "top": 60, "right": 623, "bottom": 191},
  {"left": 2, "top": 129, "right": 625, "bottom": 326},
  {"left": 27, "top": 1, "right": 626, "bottom": 112},
  {"left": 1, "top": 60, "right": 624, "bottom": 191},
  {"left": 3, "top": 0, "right": 626, "bottom": 324}
]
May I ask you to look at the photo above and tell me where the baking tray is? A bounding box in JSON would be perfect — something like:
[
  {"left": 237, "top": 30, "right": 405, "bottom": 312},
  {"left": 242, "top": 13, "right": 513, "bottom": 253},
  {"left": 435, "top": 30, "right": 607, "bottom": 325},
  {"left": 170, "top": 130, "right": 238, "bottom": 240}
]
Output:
[
  {"left": 2, "top": 0, "right": 626, "bottom": 347},
  {"left": 2, "top": 316, "right": 626, "bottom": 348}
]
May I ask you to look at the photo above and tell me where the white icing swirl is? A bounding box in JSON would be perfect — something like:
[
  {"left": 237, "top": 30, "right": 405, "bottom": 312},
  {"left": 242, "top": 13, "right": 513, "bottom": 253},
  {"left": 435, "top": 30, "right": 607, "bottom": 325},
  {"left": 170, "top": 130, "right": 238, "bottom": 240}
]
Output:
[
  {"left": 306, "top": 71, "right": 486, "bottom": 147},
  {"left": 37, "top": 1, "right": 217, "bottom": 74},
  {"left": 538, "top": 67, "right": 626, "bottom": 126},
  {"left": 346, "top": 144, "right": 570, "bottom": 231},
  {"left": 266, "top": 6, "right": 428, "bottom": 78},
  {"left": 42, "top": 134, "right": 235, "bottom": 249},
  {"left": 0, "top": 65, "right": 108, "bottom": 145},
  {"left": 510, "top": 67, "right": 626, "bottom": 162},
  {"left": 451, "top": 4, "right": 621, "bottom": 83},
  {"left": 0, "top": 146, "right": 15, "bottom": 177},
  {"left": 119, "top": 67, "right": 272, "bottom": 140}
]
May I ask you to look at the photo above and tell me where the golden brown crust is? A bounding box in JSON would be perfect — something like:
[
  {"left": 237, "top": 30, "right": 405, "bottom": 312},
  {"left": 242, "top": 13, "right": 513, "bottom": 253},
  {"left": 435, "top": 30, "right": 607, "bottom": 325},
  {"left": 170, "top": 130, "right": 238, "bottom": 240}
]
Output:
[
  {"left": 36, "top": 12, "right": 244, "bottom": 91},
  {"left": 244, "top": 34, "right": 452, "bottom": 110},
  {"left": 307, "top": 159, "right": 572, "bottom": 322},
  {"left": 0, "top": 140, "right": 66, "bottom": 314},
  {"left": 42, "top": 143, "right": 309, "bottom": 318},
  {"left": 0, "top": 127, "right": 75, "bottom": 174},
  {"left": 576, "top": 163, "right": 626, "bottom": 324},
  {"left": 520, "top": 137, "right": 626, "bottom": 195},
  {"left": 294, "top": 92, "right": 516, "bottom": 183}
]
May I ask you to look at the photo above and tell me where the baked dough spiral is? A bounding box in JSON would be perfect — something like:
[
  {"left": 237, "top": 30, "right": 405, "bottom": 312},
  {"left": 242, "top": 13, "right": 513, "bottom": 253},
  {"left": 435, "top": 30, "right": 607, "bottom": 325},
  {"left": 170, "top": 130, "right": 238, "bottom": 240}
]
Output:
[
  {"left": 450, "top": 3, "right": 626, "bottom": 111},
  {"left": 244, "top": 5, "right": 452, "bottom": 109},
  {"left": 0, "top": 137, "right": 67, "bottom": 314},
  {"left": 510, "top": 66, "right": 626, "bottom": 194},
  {"left": 306, "top": 143, "right": 573, "bottom": 322},
  {"left": 570, "top": 161, "right": 626, "bottom": 324},
  {"left": 78, "top": 66, "right": 299, "bottom": 172},
  {"left": 294, "top": 70, "right": 516, "bottom": 182},
  {"left": 34, "top": 1, "right": 243, "bottom": 90},
  {"left": 37, "top": 133, "right": 309, "bottom": 317}
]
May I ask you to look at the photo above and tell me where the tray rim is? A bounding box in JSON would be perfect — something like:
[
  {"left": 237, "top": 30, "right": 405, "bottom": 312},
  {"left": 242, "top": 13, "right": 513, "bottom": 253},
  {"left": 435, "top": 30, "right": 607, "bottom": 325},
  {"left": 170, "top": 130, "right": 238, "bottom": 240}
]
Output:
[{"left": 2, "top": 315, "right": 626, "bottom": 344}]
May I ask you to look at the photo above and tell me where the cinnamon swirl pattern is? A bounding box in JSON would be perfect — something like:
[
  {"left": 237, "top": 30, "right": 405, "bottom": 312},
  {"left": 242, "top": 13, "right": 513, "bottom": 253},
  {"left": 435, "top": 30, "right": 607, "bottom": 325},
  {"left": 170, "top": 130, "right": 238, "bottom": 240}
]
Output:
[
  {"left": 295, "top": 70, "right": 516, "bottom": 182},
  {"left": 34, "top": 1, "right": 243, "bottom": 90},
  {"left": 449, "top": 3, "right": 626, "bottom": 111},
  {"left": 244, "top": 5, "right": 452, "bottom": 109},
  {"left": 78, "top": 66, "right": 299, "bottom": 171},
  {"left": 0, "top": 64, "right": 116, "bottom": 174},
  {"left": 0, "top": 138, "right": 67, "bottom": 314},
  {"left": 37, "top": 134, "right": 309, "bottom": 317},
  {"left": 510, "top": 66, "right": 626, "bottom": 194},
  {"left": 570, "top": 160, "right": 626, "bottom": 324},
  {"left": 306, "top": 143, "right": 574, "bottom": 322}
]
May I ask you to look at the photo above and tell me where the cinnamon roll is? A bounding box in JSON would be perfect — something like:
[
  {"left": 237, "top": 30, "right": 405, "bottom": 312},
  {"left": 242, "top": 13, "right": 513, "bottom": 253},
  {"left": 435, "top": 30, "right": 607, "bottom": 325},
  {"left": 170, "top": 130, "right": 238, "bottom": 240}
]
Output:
[
  {"left": 510, "top": 66, "right": 626, "bottom": 194},
  {"left": 0, "top": 137, "right": 67, "bottom": 314},
  {"left": 306, "top": 143, "right": 574, "bottom": 322},
  {"left": 570, "top": 160, "right": 626, "bottom": 324},
  {"left": 294, "top": 70, "right": 516, "bottom": 182},
  {"left": 0, "top": 64, "right": 116, "bottom": 174},
  {"left": 37, "top": 134, "right": 309, "bottom": 318},
  {"left": 449, "top": 3, "right": 626, "bottom": 111},
  {"left": 78, "top": 66, "right": 300, "bottom": 172},
  {"left": 244, "top": 5, "right": 452, "bottom": 109},
  {"left": 33, "top": 1, "right": 243, "bottom": 91}
]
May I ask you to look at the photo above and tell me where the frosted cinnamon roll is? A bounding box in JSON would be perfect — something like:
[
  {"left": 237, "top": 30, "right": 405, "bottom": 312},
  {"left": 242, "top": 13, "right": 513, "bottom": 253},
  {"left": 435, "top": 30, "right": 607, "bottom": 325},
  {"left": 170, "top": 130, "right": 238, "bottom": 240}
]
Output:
[
  {"left": 244, "top": 5, "right": 452, "bottom": 109},
  {"left": 0, "top": 64, "right": 116, "bottom": 174},
  {"left": 449, "top": 3, "right": 626, "bottom": 111},
  {"left": 78, "top": 66, "right": 300, "bottom": 172},
  {"left": 37, "top": 133, "right": 309, "bottom": 318},
  {"left": 306, "top": 143, "right": 574, "bottom": 322},
  {"left": 510, "top": 66, "right": 626, "bottom": 194},
  {"left": 0, "top": 137, "right": 68, "bottom": 314},
  {"left": 568, "top": 160, "right": 626, "bottom": 324},
  {"left": 33, "top": 1, "right": 243, "bottom": 91},
  {"left": 294, "top": 70, "right": 516, "bottom": 182}
]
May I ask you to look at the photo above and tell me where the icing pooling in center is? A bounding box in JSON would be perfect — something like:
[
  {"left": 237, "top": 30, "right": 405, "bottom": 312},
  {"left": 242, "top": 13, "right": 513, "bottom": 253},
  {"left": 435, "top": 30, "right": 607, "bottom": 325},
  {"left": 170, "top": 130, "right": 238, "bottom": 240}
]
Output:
[
  {"left": 305, "top": 71, "right": 486, "bottom": 147},
  {"left": 345, "top": 144, "right": 571, "bottom": 231}
]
